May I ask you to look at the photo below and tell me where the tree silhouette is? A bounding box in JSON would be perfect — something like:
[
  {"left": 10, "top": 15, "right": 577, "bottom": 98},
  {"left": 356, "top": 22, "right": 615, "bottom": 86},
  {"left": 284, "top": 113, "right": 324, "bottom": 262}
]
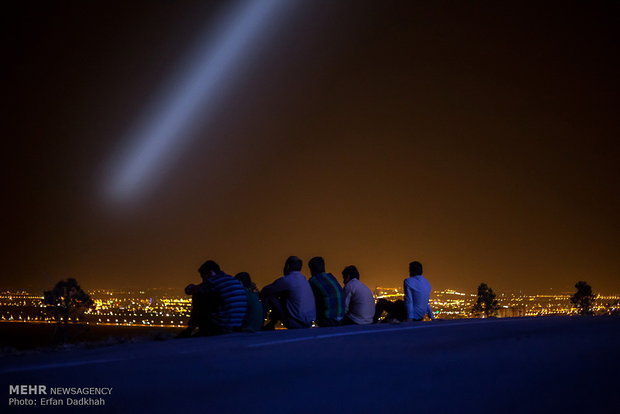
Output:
[
  {"left": 570, "top": 281, "right": 595, "bottom": 315},
  {"left": 43, "top": 278, "right": 94, "bottom": 323},
  {"left": 473, "top": 283, "right": 500, "bottom": 317}
]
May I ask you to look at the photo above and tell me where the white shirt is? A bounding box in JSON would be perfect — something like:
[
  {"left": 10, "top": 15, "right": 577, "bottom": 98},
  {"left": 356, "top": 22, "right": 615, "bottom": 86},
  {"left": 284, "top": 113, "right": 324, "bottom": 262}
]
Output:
[
  {"left": 404, "top": 275, "right": 434, "bottom": 320},
  {"left": 344, "top": 278, "right": 375, "bottom": 325},
  {"left": 262, "top": 271, "right": 316, "bottom": 325}
]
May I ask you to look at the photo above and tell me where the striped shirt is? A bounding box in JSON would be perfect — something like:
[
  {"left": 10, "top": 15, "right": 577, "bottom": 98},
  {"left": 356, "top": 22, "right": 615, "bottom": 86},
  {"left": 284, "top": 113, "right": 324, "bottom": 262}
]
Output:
[
  {"left": 309, "top": 272, "right": 345, "bottom": 323},
  {"left": 206, "top": 272, "right": 248, "bottom": 328}
]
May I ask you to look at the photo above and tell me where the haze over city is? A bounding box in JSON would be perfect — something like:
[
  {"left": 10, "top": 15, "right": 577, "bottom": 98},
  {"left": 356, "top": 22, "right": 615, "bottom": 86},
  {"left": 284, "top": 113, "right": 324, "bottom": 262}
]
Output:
[{"left": 4, "top": 1, "right": 619, "bottom": 294}]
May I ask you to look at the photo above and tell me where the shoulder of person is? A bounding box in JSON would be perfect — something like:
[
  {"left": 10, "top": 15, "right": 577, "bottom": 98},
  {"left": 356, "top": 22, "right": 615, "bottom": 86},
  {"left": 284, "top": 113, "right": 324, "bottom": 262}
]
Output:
[
  {"left": 275, "top": 275, "right": 293, "bottom": 284},
  {"left": 200, "top": 280, "right": 217, "bottom": 291}
]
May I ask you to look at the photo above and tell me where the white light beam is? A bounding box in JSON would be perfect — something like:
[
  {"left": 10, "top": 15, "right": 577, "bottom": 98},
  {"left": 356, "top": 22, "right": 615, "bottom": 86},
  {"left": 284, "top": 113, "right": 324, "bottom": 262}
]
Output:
[{"left": 106, "top": 0, "right": 291, "bottom": 203}]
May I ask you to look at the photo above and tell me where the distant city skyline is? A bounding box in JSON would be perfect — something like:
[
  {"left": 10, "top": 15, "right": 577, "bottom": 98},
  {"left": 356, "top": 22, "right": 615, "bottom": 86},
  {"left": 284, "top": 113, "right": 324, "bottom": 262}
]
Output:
[
  {"left": 2, "top": 288, "right": 618, "bottom": 329},
  {"left": 4, "top": 278, "right": 618, "bottom": 297}
]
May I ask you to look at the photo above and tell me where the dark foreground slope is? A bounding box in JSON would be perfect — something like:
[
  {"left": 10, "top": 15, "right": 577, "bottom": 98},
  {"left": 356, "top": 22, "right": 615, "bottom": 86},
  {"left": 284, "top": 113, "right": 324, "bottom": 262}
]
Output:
[{"left": 2, "top": 317, "right": 619, "bottom": 413}]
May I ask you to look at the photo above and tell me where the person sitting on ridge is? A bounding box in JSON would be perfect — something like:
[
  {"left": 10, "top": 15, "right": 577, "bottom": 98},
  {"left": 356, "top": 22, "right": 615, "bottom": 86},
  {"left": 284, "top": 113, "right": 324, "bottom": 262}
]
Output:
[
  {"left": 404, "top": 261, "right": 435, "bottom": 322},
  {"left": 260, "top": 256, "right": 316, "bottom": 330},
  {"left": 341, "top": 265, "right": 375, "bottom": 325},
  {"left": 373, "top": 261, "right": 434, "bottom": 323},
  {"left": 179, "top": 260, "right": 248, "bottom": 337},
  {"left": 308, "top": 256, "right": 344, "bottom": 327},
  {"left": 234, "top": 272, "right": 264, "bottom": 332}
]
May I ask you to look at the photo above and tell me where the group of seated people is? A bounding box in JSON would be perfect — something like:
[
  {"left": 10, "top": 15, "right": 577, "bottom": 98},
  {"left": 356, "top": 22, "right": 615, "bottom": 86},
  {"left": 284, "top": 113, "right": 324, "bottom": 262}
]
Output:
[{"left": 178, "top": 256, "right": 434, "bottom": 337}]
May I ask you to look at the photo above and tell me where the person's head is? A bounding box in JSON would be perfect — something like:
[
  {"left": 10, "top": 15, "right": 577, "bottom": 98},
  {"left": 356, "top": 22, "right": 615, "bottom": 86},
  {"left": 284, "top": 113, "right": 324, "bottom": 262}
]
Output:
[
  {"left": 283, "top": 256, "right": 303, "bottom": 275},
  {"left": 235, "top": 272, "right": 257, "bottom": 292},
  {"left": 342, "top": 265, "right": 359, "bottom": 284},
  {"left": 198, "top": 260, "right": 221, "bottom": 280},
  {"left": 308, "top": 256, "right": 325, "bottom": 276},
  {"left": 409, "top": 261, "right": 423, "bottom": 277},
  {"left": 185, "top": 283, "right": 196, "bottom": 295}
]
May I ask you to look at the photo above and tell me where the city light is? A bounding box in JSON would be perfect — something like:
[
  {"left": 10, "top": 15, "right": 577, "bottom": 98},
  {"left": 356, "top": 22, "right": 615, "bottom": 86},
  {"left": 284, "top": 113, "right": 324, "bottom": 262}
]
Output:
[{"left": 1, "top": 289, "right": 618, "bottom": 328}]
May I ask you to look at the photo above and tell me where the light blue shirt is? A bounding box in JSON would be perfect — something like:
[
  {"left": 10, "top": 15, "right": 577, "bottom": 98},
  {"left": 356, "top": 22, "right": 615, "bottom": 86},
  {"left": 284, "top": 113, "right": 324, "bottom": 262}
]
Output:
[
  {"left": 344, "top": 278, "right": 375, "bottom": 325},
  {"left": 262, "top": 271, "right": 316, "bottom": 325},
  {"left": 404, "top": 275, "right": 434, "bottom": 320}
]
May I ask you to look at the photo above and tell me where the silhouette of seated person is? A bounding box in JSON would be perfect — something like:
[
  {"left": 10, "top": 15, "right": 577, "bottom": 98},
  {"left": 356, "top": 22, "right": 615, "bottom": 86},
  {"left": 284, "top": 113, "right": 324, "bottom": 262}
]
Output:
[
  {"left": 403, "top": 261, "right": 434, "bottom": 322},
  {"left": 260, "top": 256, "right": 316, "bottom": 330},
  {"left": 308, "top": 256, "right": 344, "bottom": 327},
  {"left": 234, "top": 272, "right": 264, "bottom": 332},
  {"left": 179, "top": 260, "right": 248, "bottom": 337},
  {"left": 373, "top": 261, "right": 434, "bottom": 323},
  {"left": 340, "top": 265, "right": 375, "bottom": 325}
]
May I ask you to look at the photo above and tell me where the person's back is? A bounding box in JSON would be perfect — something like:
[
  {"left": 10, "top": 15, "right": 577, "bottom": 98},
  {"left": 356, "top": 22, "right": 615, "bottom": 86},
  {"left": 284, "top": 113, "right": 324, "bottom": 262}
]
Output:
[
  {"left": 342, "top": 270, "right": 375, "bottom": 325},
  {"left": 308, "top": 257, "right": 344, "bottom": 326},
  {"left": 205, "top": 271, "right": 248, "bottom": 329},
  {"left": 404, "top": 261, "right": 434, "bottom": 321},
  {"left": 239, "top": 288, "right": 263, "bottom": 331},
  {"left": 261, "top": 256, "right": 316, "bottom": 329},
  {"left": 278, "top": 271, "right": 316, "bottom": 327},
  {"left": 180, "top": 260, "right": 247, "bottom": 337},
  {"left": 234, "top": 272, "right": 264, "bottom": 331}
]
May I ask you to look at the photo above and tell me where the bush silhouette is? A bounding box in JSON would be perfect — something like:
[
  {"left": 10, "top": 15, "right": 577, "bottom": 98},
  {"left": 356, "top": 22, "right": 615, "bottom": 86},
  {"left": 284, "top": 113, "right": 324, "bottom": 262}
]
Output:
[
  {"left": 43, "top": 278, "right": 94, "bottom": 323},
  {"left": 473, "top": 283, "right": 500, "bottom": 317},
  {"left": 570, "top": 281, "right": 595, "bottom": 315}
]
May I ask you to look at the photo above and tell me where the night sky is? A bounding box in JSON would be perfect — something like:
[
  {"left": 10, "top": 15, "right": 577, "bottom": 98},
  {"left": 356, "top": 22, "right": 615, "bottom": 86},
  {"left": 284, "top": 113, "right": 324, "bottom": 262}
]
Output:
[{"left": 4, "top": 1, "right": 619, "bottom": 294}]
